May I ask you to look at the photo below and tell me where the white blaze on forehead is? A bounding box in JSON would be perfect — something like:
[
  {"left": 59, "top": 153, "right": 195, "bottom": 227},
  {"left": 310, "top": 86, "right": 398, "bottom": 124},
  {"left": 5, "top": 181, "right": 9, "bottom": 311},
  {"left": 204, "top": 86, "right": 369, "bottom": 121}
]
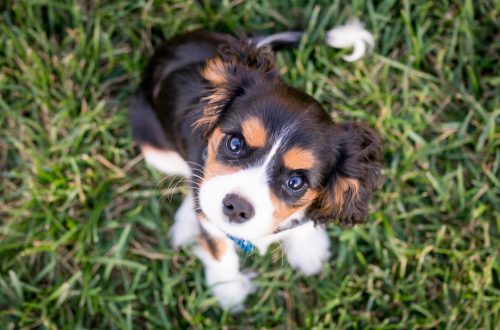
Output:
[
  {"left": 257, "top": 124, "right": 295, "bottom": 171},
  {"left": 198, "top": 131, "right": 290, "bottom": 240},
  {"left": 258, "top": 136, "right": 283, "bottom": 173}
]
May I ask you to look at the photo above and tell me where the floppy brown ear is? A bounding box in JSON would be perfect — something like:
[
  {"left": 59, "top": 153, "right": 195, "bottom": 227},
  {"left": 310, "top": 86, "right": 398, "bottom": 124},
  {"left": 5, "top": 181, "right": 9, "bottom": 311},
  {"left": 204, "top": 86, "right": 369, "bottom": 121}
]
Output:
[
  {"left": 307, "top": 122, "right": 383, "bottom": 226},
  {"left": 194, "top": 41, "right": 278, "bottom": 138}
]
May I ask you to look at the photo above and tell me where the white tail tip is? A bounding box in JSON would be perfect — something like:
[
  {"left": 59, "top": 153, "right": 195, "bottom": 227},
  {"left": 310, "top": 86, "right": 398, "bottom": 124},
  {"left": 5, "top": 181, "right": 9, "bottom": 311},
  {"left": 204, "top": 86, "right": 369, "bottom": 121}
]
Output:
[{"left": 325, "top": 20, "right": 374, "bottom": 62}]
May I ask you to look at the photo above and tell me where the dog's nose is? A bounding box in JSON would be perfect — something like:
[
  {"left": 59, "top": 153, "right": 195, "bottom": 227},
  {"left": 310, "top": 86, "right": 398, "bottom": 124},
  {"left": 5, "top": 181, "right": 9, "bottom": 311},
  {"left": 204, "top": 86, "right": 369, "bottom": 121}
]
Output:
[{"left": 222, "top": 194, "right": 255, "bottom": 223}]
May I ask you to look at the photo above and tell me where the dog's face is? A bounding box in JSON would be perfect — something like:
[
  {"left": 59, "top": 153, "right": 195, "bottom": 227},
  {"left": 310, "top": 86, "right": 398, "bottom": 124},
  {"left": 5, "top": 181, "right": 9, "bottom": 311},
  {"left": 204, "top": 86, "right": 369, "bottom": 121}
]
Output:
[{"left": 196, "top": 43, "right": 382, "bottom": 241}]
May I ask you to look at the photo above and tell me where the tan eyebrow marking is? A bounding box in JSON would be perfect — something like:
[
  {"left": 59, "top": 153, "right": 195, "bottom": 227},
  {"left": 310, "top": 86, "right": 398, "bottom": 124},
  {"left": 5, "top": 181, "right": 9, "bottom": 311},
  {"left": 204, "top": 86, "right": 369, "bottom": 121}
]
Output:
[
  {"left": 241, "top": 117, "right": 267, "bottom": 148},
  {"left": 283, "top": 147, "right": 316, "bottom": 170}
]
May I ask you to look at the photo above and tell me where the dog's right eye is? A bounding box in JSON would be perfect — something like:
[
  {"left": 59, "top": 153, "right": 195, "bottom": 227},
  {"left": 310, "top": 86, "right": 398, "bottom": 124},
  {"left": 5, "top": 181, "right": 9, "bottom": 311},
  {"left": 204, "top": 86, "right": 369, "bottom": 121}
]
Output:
[
  {"left": 226, "top": 135, "right": 243, "bottom": 154},
  {"left": 287, "top": 174, "right": 306, "bottom": 192}
]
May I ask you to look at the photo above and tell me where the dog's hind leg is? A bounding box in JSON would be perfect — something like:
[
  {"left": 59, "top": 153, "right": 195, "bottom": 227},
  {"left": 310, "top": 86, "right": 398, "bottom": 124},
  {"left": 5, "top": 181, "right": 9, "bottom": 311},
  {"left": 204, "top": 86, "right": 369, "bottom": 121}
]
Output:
[
  {"left": 139, "top": 144, "right": 191, "bottom": 177},
  {"left": 130, "top": 91, "right": 196, "bottom": 246},
  {"left": 129, "top": 91, "right": 191, "bottom": 177}
]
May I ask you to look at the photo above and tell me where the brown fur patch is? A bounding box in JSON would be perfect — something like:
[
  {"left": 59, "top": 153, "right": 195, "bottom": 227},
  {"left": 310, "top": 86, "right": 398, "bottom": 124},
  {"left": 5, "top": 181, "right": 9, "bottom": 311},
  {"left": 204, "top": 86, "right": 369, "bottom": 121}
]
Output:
[
  {"left": 283, "top": 147, "right": 316, "bottom": 170},
  {"left": 241, "top": 117, "right": 267, "bottom": 148},
  {"left": 333, "top": 177, "right": 360, "bottom": 211},
  {"left": 201, "top": 57, "right": 227, "bottom": 86},
  {"left": 193, "top": 89, "right": 229, "bottom": 130},
  {"left": 204, "top": 128, "right": 240, "bottom": 179},
  {"left": 199, "top": 236, "right": 228, "bottom": 261},
  {"left": 271, "top": 190, "right": 318, "bottom": 226},
  {"left": 193, "top": 58, "right": 230, "bottom": 131}
]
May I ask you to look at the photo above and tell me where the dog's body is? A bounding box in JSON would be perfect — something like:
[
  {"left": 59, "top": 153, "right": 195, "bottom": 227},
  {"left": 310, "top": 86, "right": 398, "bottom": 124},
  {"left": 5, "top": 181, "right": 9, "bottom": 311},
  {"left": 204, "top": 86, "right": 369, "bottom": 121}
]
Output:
[{"left": 130, "top": 26, "right": 382, "bottom": 310}]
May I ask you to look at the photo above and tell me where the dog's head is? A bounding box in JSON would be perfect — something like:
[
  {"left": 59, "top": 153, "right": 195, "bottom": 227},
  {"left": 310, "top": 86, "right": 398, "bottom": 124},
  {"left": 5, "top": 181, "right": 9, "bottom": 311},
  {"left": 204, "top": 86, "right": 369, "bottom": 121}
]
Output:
[{"left": 196, "top": 41, "right": 382, "bottom": 241}]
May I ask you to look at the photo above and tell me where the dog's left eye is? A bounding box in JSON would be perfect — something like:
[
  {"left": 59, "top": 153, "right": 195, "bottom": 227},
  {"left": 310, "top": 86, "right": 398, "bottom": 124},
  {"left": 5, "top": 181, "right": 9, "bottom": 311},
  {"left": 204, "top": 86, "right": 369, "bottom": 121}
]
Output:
[
  {"left": 287, "top": 175, "right": 306, "bottom": 191},
  {"left": 226, "top": 135, "right": 243, "bottom": 154}
]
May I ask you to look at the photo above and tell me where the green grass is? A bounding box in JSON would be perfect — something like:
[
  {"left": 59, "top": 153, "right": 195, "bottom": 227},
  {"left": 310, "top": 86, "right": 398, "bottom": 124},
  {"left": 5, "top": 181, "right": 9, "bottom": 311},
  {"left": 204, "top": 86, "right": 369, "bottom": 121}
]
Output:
[{"left": 0, "top": 0, "right": 498, "bottom": 328}]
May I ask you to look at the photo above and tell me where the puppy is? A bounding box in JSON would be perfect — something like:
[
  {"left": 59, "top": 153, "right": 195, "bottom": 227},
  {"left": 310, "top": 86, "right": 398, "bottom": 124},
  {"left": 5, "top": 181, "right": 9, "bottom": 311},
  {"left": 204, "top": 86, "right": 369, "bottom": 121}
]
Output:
[{"left": 129, "top": 22, "right": 382, "bottom": 311}]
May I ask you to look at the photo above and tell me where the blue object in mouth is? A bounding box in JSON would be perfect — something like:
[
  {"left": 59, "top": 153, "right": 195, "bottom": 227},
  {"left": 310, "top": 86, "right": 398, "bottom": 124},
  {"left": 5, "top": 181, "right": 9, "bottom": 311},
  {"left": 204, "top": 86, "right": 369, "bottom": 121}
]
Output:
[{"left": 227, "top": 234, "right": 254, "bottom": 254}]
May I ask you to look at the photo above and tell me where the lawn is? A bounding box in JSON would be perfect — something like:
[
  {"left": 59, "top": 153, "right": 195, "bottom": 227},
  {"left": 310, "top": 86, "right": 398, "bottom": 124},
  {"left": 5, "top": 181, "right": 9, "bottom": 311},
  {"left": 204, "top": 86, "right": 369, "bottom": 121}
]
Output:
[{"left": 0, "top": 0, "right": 498, "bottom": 329}]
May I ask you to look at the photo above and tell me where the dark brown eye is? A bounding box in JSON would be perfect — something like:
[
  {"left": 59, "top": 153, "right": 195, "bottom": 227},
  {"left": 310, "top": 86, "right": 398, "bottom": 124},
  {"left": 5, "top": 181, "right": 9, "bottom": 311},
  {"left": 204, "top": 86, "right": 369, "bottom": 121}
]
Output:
[
  {"left": 226, "top": 135, "right": 243, "bottom": 154},
  {"left": 287, "top": 175, "right": 305, "bottom": 191}
]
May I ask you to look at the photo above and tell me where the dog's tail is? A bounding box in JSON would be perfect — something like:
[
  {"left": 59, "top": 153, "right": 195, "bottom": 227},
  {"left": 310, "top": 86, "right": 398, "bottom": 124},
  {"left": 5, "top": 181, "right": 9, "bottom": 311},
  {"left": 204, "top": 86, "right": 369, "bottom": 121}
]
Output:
[{"left": 251, "top": 20, "right": 374, "bottom": 62}]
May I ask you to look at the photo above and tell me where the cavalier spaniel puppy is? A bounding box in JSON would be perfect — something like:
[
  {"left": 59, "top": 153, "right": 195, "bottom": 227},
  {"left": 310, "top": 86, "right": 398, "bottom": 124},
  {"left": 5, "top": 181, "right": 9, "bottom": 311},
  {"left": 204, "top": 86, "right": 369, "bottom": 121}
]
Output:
[{"left": 129, "top": 22, "right": 382, "bottom": 311}]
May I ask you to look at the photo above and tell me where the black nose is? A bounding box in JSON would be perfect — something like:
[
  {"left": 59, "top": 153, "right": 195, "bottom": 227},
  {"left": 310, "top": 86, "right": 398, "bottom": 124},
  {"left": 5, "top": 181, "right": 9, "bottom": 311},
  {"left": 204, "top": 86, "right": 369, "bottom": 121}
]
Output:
[{"left": 222, "top": 194, "right": 255, "bottom": 223}]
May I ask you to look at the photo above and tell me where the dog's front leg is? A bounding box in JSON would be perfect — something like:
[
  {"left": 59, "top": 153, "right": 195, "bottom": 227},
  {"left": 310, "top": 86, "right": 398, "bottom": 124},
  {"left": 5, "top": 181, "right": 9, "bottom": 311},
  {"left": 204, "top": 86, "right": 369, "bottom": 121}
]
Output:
[
  {"left": 282, "top": 222, "right": 331, "bottom": 276},
  {"left": 193, "top": 229, "right": 256, "bottom": 312},
  {"left": 168, "top": 192, "right": 200, "bottom": 248}
]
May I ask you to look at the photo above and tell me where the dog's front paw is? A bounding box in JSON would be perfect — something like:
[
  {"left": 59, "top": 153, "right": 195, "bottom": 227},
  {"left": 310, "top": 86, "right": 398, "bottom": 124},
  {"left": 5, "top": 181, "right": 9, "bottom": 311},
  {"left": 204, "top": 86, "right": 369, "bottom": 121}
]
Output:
[
  {"left": 168, "top": 196, "right": 200, "bottom": 248},
  {"left": 287, "top": 247, "right": 330, "bottom": 275},
  {"left": 168, "top": 219, "right": 198, "bottom": 248},
  {"left": 208, "top": 272, "right": 257, "bottom": 312},
  {"left": 285, "top": 225, "right": 331, "bottom": 276}
]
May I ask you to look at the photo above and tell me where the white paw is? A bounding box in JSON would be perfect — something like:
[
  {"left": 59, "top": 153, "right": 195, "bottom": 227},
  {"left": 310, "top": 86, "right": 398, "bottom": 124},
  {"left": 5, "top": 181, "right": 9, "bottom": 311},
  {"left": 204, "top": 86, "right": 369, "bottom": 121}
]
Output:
[
  {"left": 194, "top": 244, "right": 257, "bottom": 312},
  {"left": 168, "top": 194, "right": 199, "bottom": 248},
  {"left": 209, "top": 272, "right": 257, "bottom": 312},
  {"left": 284, "top": 224, "right": 331, "bottom": 276},
  {"left": 168, "top": 219, "right": 198, "bottom": 248},
  {"left": 287, "top": 248, "right": 330, "bottom": 275}
]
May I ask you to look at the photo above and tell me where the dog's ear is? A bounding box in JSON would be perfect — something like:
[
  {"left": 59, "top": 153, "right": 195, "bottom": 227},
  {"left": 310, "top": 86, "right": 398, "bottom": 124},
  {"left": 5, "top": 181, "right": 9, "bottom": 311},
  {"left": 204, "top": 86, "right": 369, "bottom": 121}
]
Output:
[
  {"left": 194, "top": 41, "right": 278, "bottom": 137},
  {"left": 307, "top": 122, "right": 382, "bottom": 226}
]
